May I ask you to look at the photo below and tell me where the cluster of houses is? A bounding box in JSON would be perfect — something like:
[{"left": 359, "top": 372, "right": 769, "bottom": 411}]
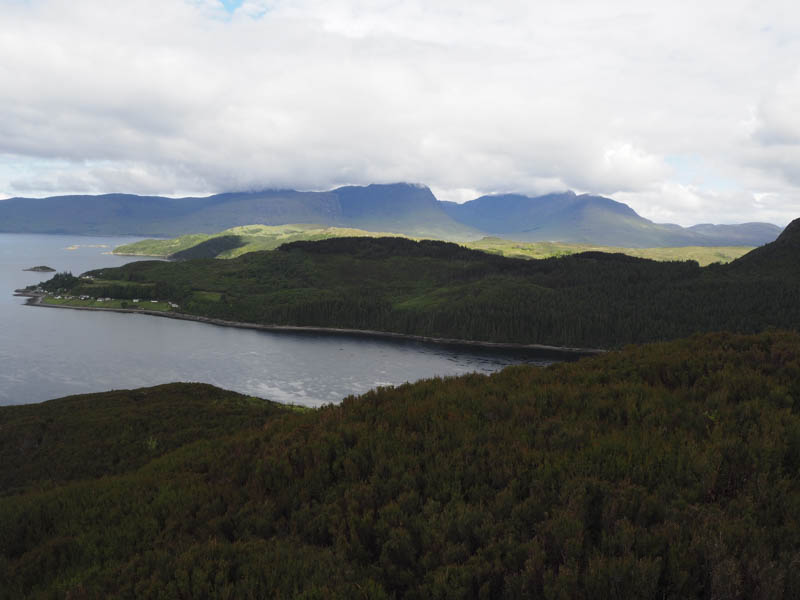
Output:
[
  {"left": 35, "top": 276, "right": 184, "bottom": 309},
  {"left": 47, "top": 294, "right": 180, "bottom": 309},
  {"left": 51, "top": 294, "right": 111, "bottom": 302}
]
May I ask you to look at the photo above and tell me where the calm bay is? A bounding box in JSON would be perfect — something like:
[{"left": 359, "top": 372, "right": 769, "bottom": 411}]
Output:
[{"left": 0, "top": 233, "right": 559, "bottom": 406}]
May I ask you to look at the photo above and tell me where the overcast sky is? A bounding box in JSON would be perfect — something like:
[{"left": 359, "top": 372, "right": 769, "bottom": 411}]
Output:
[{"left": 1, "top": 0, "right": 798, "bottom": 225}]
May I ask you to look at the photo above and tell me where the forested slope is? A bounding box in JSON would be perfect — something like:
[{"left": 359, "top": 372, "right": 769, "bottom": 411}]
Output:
[
  {"left": 46, "top": 218, "right": 800, "bottom": 349},
  {"left": 0, "top": 383, "right": 288, "bottom": 496},
  {"left": 3, "top": 331, "right": 800, "bottom": 598}
]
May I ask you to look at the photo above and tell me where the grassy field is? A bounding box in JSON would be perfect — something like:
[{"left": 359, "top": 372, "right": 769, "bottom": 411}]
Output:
[
  {"left": 113, "top": 233, "right": 210, "bottom": 256},
  {"left": 466, "top": 237, "right": 754, "bottom": 265},
  {"left": 113, "top": 224, "right": 405, "bottom": 258},
  {"left": 42, "top": 295, "right": 173, "bottom": 312},
  {"left": 114, "top": 224, "right": 755, "bottom": 266}
]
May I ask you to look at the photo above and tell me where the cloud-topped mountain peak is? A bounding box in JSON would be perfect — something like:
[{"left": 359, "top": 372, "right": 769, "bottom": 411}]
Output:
[{"left": 0, "top": 184, "right": 785, "bottom": 247}]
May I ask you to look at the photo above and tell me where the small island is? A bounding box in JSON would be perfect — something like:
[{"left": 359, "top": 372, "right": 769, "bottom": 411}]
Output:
[{"left": 23, "top": 265, "right": 56, "bottom": 272}]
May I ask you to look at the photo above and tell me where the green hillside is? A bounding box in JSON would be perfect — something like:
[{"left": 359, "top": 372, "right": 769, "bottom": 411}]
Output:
[
  {"left": 45, "top": 222, "right": 800, "bottom": 349},
  {"left": 114, "top": 224, "right": 754, "bottom": 266},
  {"left": 3, "top": 331, "right": 800, "bottom": 598},
  {"left": 466, "top": 237, "right": 753, "bottom": 266},
  {"left": 113, "top": 224, "right": 405, "bottom": 259}
]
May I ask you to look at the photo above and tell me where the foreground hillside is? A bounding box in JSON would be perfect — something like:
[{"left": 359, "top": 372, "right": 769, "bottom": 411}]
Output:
[
  {"left": 2, "top": 332, "right": 800, "bottom": 598},
  {"left": 0, "top": 384, "right": 290, "bottom": 496},
  {"left": 41, "top": 218, "right": 800, "bottom": 348},
  {"left": 113, "top": 224, "right": 754, "bottom": 266}
]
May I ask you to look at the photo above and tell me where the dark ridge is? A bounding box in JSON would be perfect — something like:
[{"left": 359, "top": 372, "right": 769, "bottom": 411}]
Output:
[
  {"left": 570, "top": 251, "right": 657, "bottom": 263},
  {"left": 170, "top": 235, "right": 246, "bottom": 260},
  {"left": 774, "top": 217, "right": 800, "bottom": 246},
  {"left": 278, "top": 235, "right": 512, "bottom": 262},
  {"left": 728, "top": 216, "right": 800, "bottom": 273}
]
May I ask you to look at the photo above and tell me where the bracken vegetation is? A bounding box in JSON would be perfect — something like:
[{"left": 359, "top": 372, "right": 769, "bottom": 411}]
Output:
[{"left": 2, "top": 331, "right": 800, "bottom": 598}]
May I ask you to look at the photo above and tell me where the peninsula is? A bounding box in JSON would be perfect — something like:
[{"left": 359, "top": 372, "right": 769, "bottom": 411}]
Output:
[{"left": 29, "top": 219, "right": 800, "bottom": 349}]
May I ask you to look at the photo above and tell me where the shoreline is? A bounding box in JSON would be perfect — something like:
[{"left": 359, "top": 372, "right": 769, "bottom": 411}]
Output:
[
  {"left": 14, "top": 290, "right": 605, "bottom": 357},
  {"left": 111, "top": 252, "right": 171, "bottom": 258}
]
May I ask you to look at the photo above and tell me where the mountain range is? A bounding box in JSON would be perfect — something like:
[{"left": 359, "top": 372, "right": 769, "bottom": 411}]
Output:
[
  {"left": 441, "top": 191, "right": 782, "bottom": 246},
  {"left": 0, "top": 183, "right": 783, "bottom": 247}
]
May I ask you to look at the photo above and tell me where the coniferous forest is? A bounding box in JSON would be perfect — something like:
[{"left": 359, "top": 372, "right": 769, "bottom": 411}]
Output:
[
  {"left": 42, "top": 217, "right": 800, "bottom": 349},
  {"left": 2, "top": 331, "right": 800, "bottom": 598}
]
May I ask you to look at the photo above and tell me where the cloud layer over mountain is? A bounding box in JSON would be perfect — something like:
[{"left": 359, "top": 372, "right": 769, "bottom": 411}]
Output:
[{"left": 1, "top": 0, "right": 799, "bottom": 225}]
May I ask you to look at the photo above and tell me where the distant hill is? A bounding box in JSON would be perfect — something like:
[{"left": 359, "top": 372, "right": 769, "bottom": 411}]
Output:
[
  {"left": 114, "top": 224, "right": 754, "bottom": 266},
  {"left": 113, "top": 224, "right": 407, "bottom": 259},
  {"left": 0, "top": 183, "right": 782, "bottom": 246},
  {"left": 441, "top": 191, "right": 783, "bottom": 247},
  {"left": 685, "top": 221, "right": 784, "bottom": 245}
]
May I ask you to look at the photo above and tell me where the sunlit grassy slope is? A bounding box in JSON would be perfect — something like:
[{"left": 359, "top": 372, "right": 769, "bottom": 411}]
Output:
[
  {"left": 466, "top": 237, "right": 753, "bottom": 265},
  {"left": 114, "top": 224, "right": 754, "bottom": 265},
  {"left": 113, "top": 224, "right": 404, "bottom": 258}
]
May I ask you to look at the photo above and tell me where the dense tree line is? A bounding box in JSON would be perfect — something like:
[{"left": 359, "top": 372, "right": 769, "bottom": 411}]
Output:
[
  {"left": 37, "top": 271, "right": 81, "bottom": 292},
  {"left": 46, "top": 221, "right": 800, "bottom": 348},
  {"left": 2, "top": 331, "right": 800, "bottom": 597}
]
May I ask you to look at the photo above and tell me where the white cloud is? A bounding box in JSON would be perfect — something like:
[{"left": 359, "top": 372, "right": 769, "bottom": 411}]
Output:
[
  {"left": 616, "top": 182, "right": 798, "bottom": 227},
  {"left": 754, "top": 74, "right": 800, "bottom": 146},
  {"left": 0, "top": 0, "right": 798, "bottom": 225}
]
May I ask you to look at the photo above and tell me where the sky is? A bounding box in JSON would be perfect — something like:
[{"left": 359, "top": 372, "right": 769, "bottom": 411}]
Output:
[{"left": 0, "top": 0, "right": 799, "bottom": 226}]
